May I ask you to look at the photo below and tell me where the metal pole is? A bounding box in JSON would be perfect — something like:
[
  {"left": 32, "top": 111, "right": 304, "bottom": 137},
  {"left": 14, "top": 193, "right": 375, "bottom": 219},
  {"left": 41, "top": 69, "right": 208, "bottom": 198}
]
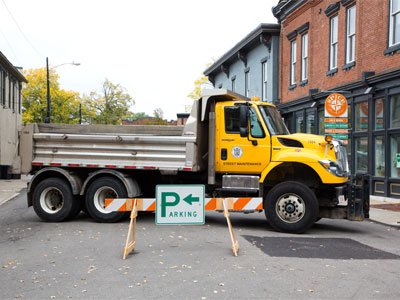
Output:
[
  {"left": 45, "top": 57, "right": 51, "bottom": 123},
  {"left": 79, "top": 103, "right": 82, "bottom": 124}
]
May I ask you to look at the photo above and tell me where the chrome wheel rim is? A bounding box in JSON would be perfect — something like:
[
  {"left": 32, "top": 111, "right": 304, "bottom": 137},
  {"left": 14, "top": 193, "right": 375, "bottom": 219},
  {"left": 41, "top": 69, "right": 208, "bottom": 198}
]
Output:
[
  {"left": 93, "top": 186, "right": 117, "bottom": 214},
  {"left": 40, "top": 187, "right": 64, "bottom": 214},
  {"left": 275, "top": 193, "right": 305, "bottom": 223}
]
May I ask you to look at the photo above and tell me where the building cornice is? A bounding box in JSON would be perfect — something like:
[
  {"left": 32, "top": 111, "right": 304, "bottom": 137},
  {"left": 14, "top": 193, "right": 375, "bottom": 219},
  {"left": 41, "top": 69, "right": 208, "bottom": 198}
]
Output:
[
  {"left": 0, "top": 51, "right": 28, "bottom": 83},
  {"left": 204, "top": 23, "right": 280, "bottom": 76}
]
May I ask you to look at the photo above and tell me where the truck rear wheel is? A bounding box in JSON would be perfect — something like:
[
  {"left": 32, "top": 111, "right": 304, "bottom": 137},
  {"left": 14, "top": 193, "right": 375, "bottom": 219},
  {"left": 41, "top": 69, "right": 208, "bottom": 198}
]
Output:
[
  {"left": 85, "top": 177, "right": 127, "bottom": 223},
  {"left": 264, "top": 181, "right": 319, "bottom": 233},
  {"left": 32, "top": 178, "right": 79, "bottom": 222}
]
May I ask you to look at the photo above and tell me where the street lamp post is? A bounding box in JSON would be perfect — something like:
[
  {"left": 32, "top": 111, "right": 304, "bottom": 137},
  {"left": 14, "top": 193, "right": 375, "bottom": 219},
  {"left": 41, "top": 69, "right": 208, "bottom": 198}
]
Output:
[{"left": 44, "top": 57, "right": 81, "bottom": 123}]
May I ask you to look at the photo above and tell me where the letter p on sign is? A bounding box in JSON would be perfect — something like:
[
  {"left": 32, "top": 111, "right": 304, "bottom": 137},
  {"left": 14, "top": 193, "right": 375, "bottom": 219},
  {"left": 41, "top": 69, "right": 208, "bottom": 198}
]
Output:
[{"left": 156, "top": 185, "right": 205, "bottom": 225}]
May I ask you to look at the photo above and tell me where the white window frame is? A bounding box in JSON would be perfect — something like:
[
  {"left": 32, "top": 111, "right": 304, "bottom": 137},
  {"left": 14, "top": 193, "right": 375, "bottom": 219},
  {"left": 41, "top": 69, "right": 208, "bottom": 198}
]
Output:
[
  {"left": 390, "top": 0, "right": 400, "bottom": 46},
  {"left": 346, "top": 5, "right": 356, "bottom": 64},
  {"left": 262, "top": 61, "right": 268, "bottom": 101},
  {"left": 290, "top": 40, "right": 297, "bottom": 85},
  {"left": 301, "top": 33, "right": 308, "bottom": 81},
  {"left": 231, "top": 77, "right": 236, "bottom": 92},
  {"left": 245, "top": 70, "right": 250, "bottom": 97},
  {"left": 330, "top": 15, "right": 338, "bottom": 70}
]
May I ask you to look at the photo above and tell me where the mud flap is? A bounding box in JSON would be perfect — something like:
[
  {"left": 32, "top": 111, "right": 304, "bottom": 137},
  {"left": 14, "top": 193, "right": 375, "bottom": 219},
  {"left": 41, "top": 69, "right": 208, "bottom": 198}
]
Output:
[{"left": 347, "top": 173, "right": 370, "bottom": 221}]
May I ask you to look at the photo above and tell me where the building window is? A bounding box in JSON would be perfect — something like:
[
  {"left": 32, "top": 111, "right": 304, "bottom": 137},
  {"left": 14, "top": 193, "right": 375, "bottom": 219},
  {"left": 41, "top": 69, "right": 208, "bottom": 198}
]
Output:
[
  {"left": 295, "top": 113, "right": 304, "bottom": 133},
  {"left": 329, "top": 15, "right": 338, "bottom": 70},
  {"left": 391, "top": 134, "right": 400, "bottom": 178},
  {"left": 245, "top": 69, "right": 250, "bottom": 97},
  {"left": 355, "top": 136, "right": 368, "bottom": 172},
  {"left": 0, "top": 70, "right": 3, "bottom": 106},
  {"left": 346, "top": 5, "right": 356, "bottom": 64},
  {"left": 375, "top": 98, "right": 384, "bottom": 129},
  {"left": 390, "top": 0, "right": 400, "bottom": 47},
  {"left": 301, "top": 33, "right": 308, "bottom": 81},
  {"left": 375, "top": 136, "right": 385, "bottom": 177},
  {"left": 306, "top": 111, "right": 315, "bottom": 134},
  {"left": 290, "top": 40, "right": 297, "bottom": 85},
  {"left": 2, "top": 72, "right": 5, "bottom": 107},
  {"left": 390, "top": 94, "right": 400, "bottom": 128},
  {"left": 8, "top": 78, "right": 11, "bottom": 108},
  {"left": 262, "top": 61, "right": 267, "bottom": 101},
  {"left": 231, "top": 76, "right": 236, "bottom": 92},
  {"left": 18, "top": 84, "right": 22, "bottom": 114},
  {"left": 355, "top": 101, "right": 368, "bottom": 131}
]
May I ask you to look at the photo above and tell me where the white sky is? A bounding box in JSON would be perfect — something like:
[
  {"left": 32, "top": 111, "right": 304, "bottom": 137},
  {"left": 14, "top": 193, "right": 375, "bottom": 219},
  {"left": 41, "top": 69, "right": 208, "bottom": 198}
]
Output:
[{"left": 0, "top": 0, "right": 277, "bottom": 120}]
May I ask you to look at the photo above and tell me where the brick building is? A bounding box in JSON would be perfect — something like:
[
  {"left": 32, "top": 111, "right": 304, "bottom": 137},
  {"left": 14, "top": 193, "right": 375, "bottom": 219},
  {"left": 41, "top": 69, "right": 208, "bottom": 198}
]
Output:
[{"left": 273, "top": 0, "right": 400, "bottom": 198}]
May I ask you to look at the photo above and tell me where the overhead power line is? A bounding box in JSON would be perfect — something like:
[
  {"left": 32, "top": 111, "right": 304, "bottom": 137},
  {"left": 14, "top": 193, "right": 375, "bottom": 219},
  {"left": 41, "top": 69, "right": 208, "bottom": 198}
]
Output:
[{"left": 1, "top": 0, "right": 44, "bottom": 58}]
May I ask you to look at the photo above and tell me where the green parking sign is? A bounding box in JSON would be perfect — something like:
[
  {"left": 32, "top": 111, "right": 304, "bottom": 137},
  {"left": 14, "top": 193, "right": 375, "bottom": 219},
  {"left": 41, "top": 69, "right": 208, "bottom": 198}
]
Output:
[{"left": 156, "top": 185, "right": 205, "bottom": 225}]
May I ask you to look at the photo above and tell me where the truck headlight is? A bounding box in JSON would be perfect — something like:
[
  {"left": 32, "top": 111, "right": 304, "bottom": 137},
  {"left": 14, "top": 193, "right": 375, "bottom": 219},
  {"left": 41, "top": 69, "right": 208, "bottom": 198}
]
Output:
[{"left": 319, "top": 160, "right": 348, "bottom": 177}]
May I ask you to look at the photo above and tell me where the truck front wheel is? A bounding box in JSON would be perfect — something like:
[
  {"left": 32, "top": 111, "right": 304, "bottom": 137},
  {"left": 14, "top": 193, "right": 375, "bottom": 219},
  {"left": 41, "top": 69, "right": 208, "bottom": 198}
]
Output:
[
  {"left": 85, "top": 177, "right": 127, "bottom": 223},
  {"left": 32, "top": 178, "right": 79, "bottom": 222},
  {"left": 264, "top": 181, "right": 319, "bottom": 233}
]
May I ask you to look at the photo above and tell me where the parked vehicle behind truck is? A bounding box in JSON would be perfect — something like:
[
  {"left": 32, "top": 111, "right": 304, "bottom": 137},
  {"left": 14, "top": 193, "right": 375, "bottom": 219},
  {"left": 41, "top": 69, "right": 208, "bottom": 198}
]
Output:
[{"left": 18, "top": 89, "right": 369, "bottom": 233}]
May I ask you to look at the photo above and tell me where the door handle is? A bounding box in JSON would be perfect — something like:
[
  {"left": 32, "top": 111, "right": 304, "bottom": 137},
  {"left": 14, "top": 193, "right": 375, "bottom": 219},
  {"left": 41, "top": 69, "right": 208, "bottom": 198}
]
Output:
[{"left": 221, "top": 148, "right": 227, "bottom": 160}]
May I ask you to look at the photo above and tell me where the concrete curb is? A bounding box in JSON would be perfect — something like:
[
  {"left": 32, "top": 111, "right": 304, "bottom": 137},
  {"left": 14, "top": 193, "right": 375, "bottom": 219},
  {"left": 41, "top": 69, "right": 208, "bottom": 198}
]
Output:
[
  {"left": 367, "top": 218, "right": 400, "bottom": 229},
  {"left": 0, "top": 192, "right": 20, "bottom": 207}
]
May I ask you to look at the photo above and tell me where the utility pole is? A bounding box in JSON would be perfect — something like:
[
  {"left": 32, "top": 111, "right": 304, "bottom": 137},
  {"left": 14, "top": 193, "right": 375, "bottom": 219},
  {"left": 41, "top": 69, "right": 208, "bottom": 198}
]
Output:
[{"left": 45, "top": 57, "right": 51, "bottom": 123}]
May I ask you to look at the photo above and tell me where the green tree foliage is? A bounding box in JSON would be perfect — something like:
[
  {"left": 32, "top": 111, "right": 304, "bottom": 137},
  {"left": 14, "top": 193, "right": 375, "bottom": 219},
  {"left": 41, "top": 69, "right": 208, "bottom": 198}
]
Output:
[
  {"left": 145, "top": 108, "right": 167, "bottom": 125},
  {"left": 187, "top": 75, "right": 210, "bottom": 101},
  {"left": 82, "top": 79, "right": 134, "bottom": 125},
  {"left": 22, "top": 68, "right": 81, "bottom": 123},
  {"left": 187, "top": 62, "right": 214, "bottom": 103}
]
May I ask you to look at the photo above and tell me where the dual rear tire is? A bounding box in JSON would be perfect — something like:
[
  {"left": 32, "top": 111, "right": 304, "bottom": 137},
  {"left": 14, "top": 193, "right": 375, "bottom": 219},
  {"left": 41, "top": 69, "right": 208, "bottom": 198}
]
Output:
[{"left": 32, "top": 176, "right": 127, "bottom": 223}]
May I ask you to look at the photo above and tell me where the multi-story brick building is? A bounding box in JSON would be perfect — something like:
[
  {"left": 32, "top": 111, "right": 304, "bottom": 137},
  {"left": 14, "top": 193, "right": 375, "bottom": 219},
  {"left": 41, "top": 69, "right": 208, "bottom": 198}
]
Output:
[{"left": 273, "top": 0, "right": 400, "bottom": 198}]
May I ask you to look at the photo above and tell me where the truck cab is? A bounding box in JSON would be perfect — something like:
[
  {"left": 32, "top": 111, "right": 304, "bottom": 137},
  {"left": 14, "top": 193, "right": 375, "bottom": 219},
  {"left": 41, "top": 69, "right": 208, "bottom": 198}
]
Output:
[{"left": 200, "top": 89, "right": 368, "bottom": 233}]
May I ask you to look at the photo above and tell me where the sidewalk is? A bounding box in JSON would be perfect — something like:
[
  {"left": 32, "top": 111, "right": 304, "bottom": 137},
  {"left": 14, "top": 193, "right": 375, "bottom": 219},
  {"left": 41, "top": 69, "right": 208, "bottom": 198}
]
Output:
[
  {"left": 0, "top": 175, "right": 31, "bottom": 206},
  {"left": 0, "top": 177, "right": 399, "bottom": 227}
]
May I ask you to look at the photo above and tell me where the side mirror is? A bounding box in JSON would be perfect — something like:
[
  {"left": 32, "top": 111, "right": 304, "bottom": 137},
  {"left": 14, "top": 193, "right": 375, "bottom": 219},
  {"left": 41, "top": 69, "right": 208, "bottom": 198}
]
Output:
[{"left": 239, "top": 105, "right": 249, "bottom": 138}]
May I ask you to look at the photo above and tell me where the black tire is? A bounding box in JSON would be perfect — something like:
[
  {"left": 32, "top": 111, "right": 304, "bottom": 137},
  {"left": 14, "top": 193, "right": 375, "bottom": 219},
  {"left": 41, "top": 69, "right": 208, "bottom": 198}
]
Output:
[
  {"left": 85, "top": 177, "right": 127, "bottom": 223},
  {"left": 32, "top": 178, "right": 79, "bottom": 222},
  {"left": 264, "top": 181, "right": 319, "bottom": 233}
]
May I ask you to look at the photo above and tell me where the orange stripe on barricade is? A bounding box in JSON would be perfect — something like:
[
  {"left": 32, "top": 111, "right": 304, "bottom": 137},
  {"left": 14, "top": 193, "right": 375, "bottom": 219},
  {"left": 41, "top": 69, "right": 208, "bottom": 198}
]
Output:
[
  {"left": 205, "top": 198, "right": 217, "bottom": 210},
  {"left": 256, "top": 202, "right": 263, "bottom": 210},
  {"left": 233, "top": 198, "right": 251, "bottom": 210},
  {"left": 147, "top": 202, "right": 156, "bottom": 211}
]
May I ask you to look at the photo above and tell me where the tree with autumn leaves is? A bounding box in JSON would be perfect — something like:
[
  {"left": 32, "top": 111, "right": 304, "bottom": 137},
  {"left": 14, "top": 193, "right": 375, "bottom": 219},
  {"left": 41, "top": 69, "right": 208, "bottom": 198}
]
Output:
[{"left": 22, "top": 68, "right": 137, "bottom": 125}]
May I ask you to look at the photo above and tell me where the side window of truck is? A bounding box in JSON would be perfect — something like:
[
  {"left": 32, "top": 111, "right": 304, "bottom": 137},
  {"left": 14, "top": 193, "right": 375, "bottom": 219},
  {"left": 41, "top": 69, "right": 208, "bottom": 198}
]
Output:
[
  {"left": 224, "top": 107, "right": 240, "bottom": 134},
  {"left": 224, "top": 106, "right": 265, "bottom": 138},
  {"left": 249, "top": 108, "right": 265, "bottom": 138}
]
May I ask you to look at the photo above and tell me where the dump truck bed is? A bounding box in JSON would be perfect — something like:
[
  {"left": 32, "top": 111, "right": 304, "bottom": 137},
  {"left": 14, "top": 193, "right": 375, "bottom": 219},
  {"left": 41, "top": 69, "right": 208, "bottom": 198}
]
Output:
[{"left": 21, "top": 123, "right": 198, "bottom": 173}]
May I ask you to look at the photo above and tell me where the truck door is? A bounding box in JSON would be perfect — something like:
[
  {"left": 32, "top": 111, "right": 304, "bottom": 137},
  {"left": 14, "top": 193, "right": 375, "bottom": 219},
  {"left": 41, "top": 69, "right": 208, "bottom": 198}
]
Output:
[{"left": 215, "top": 103, "right": 271, "bottom": 174}]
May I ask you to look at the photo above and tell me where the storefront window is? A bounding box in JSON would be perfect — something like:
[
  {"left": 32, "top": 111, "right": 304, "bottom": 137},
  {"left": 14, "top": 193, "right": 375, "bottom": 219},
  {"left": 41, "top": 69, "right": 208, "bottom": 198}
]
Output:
[
  {"left": 318, "top": 110, "right": 325, "bottom": 135},
  {"left": 346, "top": 138, "right": 352, "bottom": 173},
  {"left": 306, "top": 112, "right": 315, "bottom": 134},
  {"left": 375, "top": 98, "right": 384, "bottom": 130},
  {"left": 296, "top": 114, "right": 304, "bottom": 133},
  {"left": 355, "top": 136, "right": 368, "bottom": 172},
  {"left": 355, "top": 101, "right": 368, "bottom": 131},
  {"left": 391, "top": 134, "right": 400, "bottom": 178},
  {"left": 375, "top": 136, "right": 385, "bottom": 177},
  {"left": 390, "top": 95, "right": 400, "bottom": 128}
]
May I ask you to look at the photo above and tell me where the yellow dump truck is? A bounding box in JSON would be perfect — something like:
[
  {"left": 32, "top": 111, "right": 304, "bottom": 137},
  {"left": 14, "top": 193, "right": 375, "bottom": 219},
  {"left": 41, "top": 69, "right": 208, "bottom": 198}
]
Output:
[{"left": 20, "top": 89, "right": 369, "bottom": 233}]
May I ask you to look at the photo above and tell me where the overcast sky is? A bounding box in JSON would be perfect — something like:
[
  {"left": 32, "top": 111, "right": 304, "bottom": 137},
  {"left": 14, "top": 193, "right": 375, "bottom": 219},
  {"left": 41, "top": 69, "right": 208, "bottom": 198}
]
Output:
[{"left": 0, "top": 0, "right": 277, "bottom": 120}]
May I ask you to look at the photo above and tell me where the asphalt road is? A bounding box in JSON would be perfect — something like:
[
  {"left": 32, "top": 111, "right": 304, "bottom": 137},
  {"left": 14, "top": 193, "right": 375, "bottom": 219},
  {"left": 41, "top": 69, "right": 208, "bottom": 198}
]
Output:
[{"left": 1, "top": 190, "right": 400, "bottom": 300}]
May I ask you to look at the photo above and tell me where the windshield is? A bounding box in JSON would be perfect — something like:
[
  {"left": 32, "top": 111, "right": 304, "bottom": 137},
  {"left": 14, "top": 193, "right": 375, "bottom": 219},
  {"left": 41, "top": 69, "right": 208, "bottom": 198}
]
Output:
[{"left": 258, "top": 105, "right": 290, "bottom": 135}]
